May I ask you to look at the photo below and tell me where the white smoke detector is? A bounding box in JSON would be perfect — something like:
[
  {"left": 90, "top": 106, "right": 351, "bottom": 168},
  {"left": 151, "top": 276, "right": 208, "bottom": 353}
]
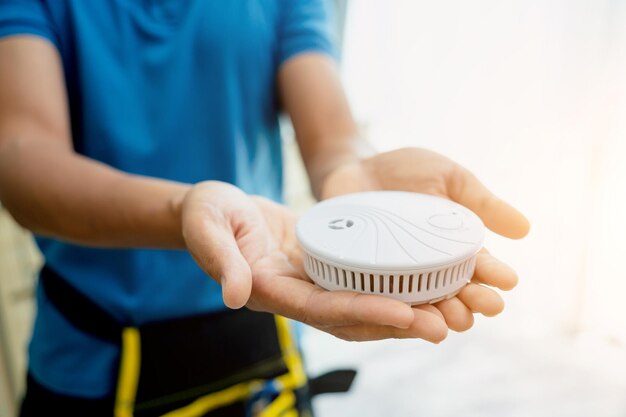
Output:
[{"left": 296, "top": 191, "right": 485, "bottom": 305}]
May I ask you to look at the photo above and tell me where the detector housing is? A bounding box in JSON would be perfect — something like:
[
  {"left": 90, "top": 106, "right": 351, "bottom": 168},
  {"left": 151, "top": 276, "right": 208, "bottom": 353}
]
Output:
[{"left": 296, "top": 191, "right": 485, "bottom": 305}]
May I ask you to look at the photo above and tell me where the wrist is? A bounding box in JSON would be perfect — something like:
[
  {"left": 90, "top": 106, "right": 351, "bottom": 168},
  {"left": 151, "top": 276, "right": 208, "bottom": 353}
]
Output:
[
  {"left": 309, "top": 137, "right": 376, "bottom": 200},
  {"left": 168, "top": 185, "right": 190, "bottom": 248},
  {"left": 318, "top": 159, "right": 359, "bottom": 199}
]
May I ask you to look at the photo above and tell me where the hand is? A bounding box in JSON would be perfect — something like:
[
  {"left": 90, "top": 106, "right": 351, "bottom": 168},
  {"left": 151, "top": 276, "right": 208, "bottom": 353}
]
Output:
[
  {"left": 181, "top": 181, "right": 447, "bottom": 343},
  {"left": 321, "top": 147, "right": 530, "bottom": 334}
]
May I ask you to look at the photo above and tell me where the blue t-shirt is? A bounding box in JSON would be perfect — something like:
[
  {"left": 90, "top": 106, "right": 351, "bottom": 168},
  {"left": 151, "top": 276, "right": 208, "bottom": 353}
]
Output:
[{"left": 0, "top": 0, "right": 334, "bottom": 397}]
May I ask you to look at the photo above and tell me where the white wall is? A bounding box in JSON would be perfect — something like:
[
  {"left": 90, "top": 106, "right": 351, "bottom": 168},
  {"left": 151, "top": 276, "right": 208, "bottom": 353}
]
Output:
[
  {"left": 303, "top": 1, "right": 626, "bottom": 416},
  {"left": 339, "top": 0, "right": 625, "bottom": 341}
]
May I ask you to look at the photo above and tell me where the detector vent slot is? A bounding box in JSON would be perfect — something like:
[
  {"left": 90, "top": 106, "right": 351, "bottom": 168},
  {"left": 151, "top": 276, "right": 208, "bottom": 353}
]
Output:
[{"left": 303, "top": 255, "right": 476, "bottom": 305}]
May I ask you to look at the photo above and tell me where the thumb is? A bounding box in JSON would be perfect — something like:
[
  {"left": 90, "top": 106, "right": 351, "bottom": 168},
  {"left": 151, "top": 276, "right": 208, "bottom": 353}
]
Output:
[
  {"left": 449, "top": 166, "right": 530, "bottom": 239},
  {"left": 184, "top": 216, "right": 253, "bottom": 309}
]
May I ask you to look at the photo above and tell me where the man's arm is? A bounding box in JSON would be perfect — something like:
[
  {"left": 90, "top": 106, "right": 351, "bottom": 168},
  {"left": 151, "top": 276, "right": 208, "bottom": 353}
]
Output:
[
  {"left": 0, "top": 36, "right": 271, "bottom": 308},
  {"left": 278, "top": 52, "right": 530, "bottom": 329},
  {"left": 0, "top": 37, "right": 427, "bottom": 334},
  {"left": 0, "top": 36, "right": 188, "bottom": 248}
]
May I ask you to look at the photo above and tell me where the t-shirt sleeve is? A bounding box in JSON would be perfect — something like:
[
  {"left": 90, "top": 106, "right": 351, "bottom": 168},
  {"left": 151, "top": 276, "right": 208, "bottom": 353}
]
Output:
[
  {"left": 0, "top": 0, "right": 59, "bottom": 48},
  {"left": 276, "top": 0, "right": 337, "bottom": 67}
]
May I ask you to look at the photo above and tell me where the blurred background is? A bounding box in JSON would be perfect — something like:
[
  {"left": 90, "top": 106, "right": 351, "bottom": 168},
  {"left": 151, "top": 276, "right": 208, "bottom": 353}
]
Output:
[{"left": 1, "top": 0, "right": 626, "bottom": 416}]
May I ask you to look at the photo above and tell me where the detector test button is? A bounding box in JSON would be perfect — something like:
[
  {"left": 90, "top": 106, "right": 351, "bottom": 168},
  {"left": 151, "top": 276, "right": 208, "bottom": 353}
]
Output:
[{"left": 427, "top": 212, "right": 464, "bottom": 230}]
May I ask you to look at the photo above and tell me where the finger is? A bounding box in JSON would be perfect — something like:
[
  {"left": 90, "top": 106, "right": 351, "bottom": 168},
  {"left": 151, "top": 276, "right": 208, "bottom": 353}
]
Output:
[
  {"left": 252, "top": 267, "right": 415, "bottom": 329},
  {"left": 473, "top": 249, "right": 519, "bottom": 291},
  {"left": 457, "top": 283, "right": 504, "bottom": 317},
  {"left": 184, "top": 214, "right": 252, "bottom": 309},
  {"left": 309, "top": 289, "right": 416, "bottom": 329},
  {"left": 433, "top": 297, "right": 474, "bottom": 332},
  {"left": 448, "top": 166, "right": 530, "bottom": 239},
  {"left": 413, "top": 303, "right": 445, "bottom": 321},
  {"left": 328, "top": 308, "right": 448, "bottom": 343}
]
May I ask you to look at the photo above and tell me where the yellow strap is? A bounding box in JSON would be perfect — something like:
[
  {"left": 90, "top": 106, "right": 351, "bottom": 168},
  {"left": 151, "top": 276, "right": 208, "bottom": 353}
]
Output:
[
  {"left": 159, "top": 316, "right": 306, "bottom": 417},
  {"left": 258, "top": 390, "right": 296, "bottom": 417},
  {"left": 161, "top": 380, "right": 264, "bottom": 417},
  {"left": 273, "top": 316, "right": 306, "bottom": 390},
  {"left": 115, "top": 327, "right": 141, "bottom": 417},
  {"left": 108, "top": 315, "right": 305, "bottom": 417},
  {"left": 282, "top": 410, "right": 299, "bottom": 417}
]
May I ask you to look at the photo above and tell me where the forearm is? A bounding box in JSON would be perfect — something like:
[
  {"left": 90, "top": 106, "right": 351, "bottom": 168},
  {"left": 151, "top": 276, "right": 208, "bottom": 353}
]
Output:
[
  {"left": 0, "top": 135, "right": 189, "bottom": 248},
  {"left": 278, "top": 53, "right": 376, "bottom": 199}
]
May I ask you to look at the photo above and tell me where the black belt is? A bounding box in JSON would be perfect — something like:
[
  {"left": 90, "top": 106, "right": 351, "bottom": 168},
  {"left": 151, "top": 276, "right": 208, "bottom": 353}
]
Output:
[{"left": 39, "top": 265, "right": 356, "bottom": 416}]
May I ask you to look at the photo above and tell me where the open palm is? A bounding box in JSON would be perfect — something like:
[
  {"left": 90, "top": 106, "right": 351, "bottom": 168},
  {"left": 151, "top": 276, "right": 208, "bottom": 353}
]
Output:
[
  {"left": 320, "top": 147, "right": 530, "bottom": 333},
  {"left": 182, "top": 181, "right": 448, "bottom": 342}
]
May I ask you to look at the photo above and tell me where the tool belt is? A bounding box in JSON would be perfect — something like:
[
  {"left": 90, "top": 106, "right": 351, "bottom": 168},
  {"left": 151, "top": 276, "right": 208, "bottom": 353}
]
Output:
[{"left": 40, "top": 266, "right": 356, "bottom": 417}]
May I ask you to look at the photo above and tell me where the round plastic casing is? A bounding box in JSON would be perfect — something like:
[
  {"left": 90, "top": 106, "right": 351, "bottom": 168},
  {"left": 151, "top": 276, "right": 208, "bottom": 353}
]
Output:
[{"left": 296, "top": 191, "right": 485, "bottom": 305}]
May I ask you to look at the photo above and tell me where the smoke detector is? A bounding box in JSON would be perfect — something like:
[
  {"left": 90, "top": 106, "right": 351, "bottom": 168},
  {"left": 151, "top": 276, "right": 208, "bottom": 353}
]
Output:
[{"left": 296, "top": 191, "right": 485, "bottom": 305}]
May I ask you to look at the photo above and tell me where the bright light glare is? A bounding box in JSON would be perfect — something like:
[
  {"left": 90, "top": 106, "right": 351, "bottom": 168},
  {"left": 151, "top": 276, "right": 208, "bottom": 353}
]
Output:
[{"left": 340, "top": 0, "right": 626, "bottom": 341}]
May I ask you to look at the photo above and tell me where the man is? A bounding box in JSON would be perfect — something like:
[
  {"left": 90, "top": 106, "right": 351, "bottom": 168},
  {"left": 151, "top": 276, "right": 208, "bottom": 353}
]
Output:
[{"left": 0, "top": 0, "right": 529, "bottom": 416}]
